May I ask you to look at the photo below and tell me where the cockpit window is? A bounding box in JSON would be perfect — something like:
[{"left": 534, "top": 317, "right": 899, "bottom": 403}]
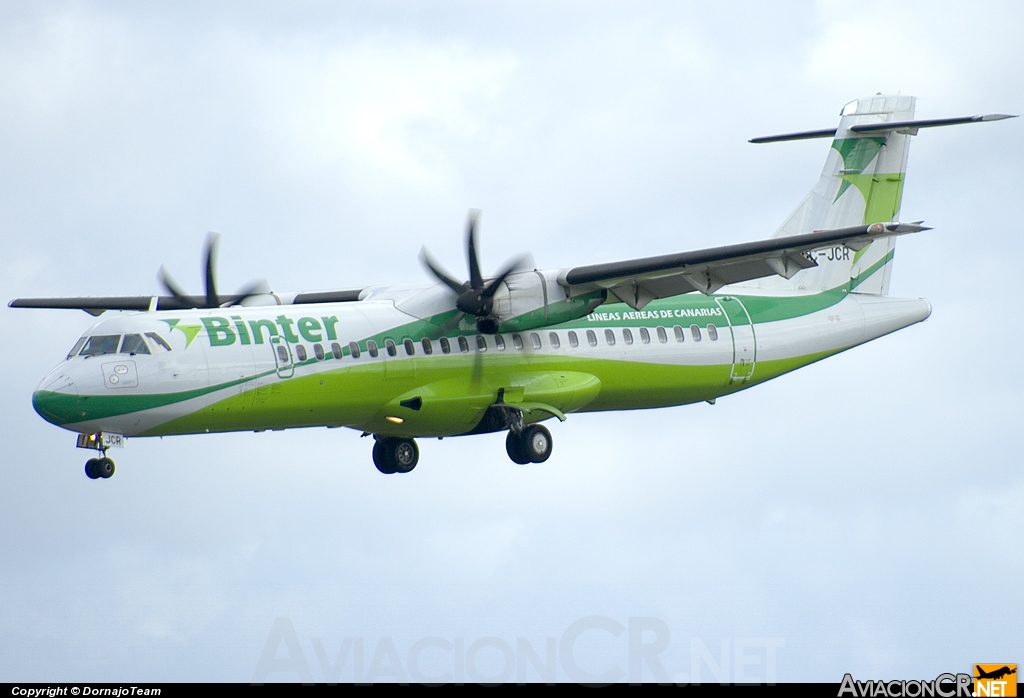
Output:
[
  {"left": 120, "top": 334, "right": 151, "bottom": 355},
  {"left": 79, "top": 335, "right": 120, "bottom": 357},
  {"left": 145, "top": 332, "right": 172, "bottom": 352},
  {"left": 67, "top": 337, "right": 87, "bottom": 360}
]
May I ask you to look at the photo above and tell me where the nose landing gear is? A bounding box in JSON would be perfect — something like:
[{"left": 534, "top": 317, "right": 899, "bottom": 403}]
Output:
[
  {"left": 85, "top": 457, "right": 116, "bottom": 479},
  {"left": 77, "top": 432, "right": 122, "bottom": 480}
]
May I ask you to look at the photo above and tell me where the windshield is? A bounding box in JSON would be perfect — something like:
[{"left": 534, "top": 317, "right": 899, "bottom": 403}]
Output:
[
  {"left": 67, "top": 337, "right": 87, "bottom": 360},
  {"left": 79, "top": 335, "right": 121, "bottom": 357},
  {"left": 120, "top": 334, "right": 151, "bottom": 355}
]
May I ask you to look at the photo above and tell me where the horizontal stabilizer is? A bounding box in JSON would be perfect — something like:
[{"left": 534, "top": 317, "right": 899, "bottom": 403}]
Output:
[
  {"left": 749, "top": 128, "right": 836, "bottom": 144},
  {"left": 850, "top": 113, "right": 1017, "bottom": 134},
  {"left": 751, "top": 114, "right": 1016, "bottom": 143}
]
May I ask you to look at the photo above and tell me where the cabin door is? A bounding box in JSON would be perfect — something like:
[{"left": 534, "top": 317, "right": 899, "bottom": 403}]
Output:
[
  {"left": 715, "top": 296, "right": 757, "bottom": 383},
  {"left": 270, "top": 335, "right": 294, "bottom": 378}
]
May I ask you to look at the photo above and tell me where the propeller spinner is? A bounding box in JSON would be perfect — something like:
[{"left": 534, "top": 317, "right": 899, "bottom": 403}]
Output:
[
  {"left": 158, "top": 233, "right": 269, "bottom": 309},
  {"left": 420, "top": 210, "right": 529, "bottom": 335}
]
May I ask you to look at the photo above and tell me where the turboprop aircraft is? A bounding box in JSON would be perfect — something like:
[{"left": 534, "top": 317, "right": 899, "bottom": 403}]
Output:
[{"left": 10, "top": 94, "right": 1015, "bottom": 479}]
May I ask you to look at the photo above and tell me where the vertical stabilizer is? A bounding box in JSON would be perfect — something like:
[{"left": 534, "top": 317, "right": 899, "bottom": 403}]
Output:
[{"left": 752, "top": 95, "right": 916, "bottom": 295}]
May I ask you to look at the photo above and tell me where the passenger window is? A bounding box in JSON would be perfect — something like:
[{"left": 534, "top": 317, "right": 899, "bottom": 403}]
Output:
[
  {"left": 674, "top": 325, "right": 685, "bottom": 342},
  {"left": 587, "top": 330, "right": 597, "bottom": 347},
  {"left": 276, "top": 345, "right": 289, "bottom": 363},
  {"left": 549, "top": 332, "right": 560, "bottom": 348},
  {"left": 120, "top": 334, "right": 150, "bottom": 355},
  {"left": 639, "top": 328, "right": 650, "bottom": 344},
  {"left": 314, "top": 343, "right": 325, "bottom": 360},
  {"left": 476, "top": 336, "right": 487, "bottom": 352},
  {"left": 530, "top": 333, "right": 542, "bottom": 349},
  {"left": 145, "top": 332, "right": 172, "bottom": 352},
  {"left": 512, "top": 334, "right": 524, "bottom": 350},
  {"left": 622, "top": 329, "right": 633, "bottom": 345},
  {"left": 458, "top": 336, "right": 469, "bottom": 353},
  {"left": 604, "top": 329, "right": 615, "bottom": 346},
  {"left": 495, "top": 335, "right": 506, "bottom": 351},
  {"left": 367, "top": 340, "right": 379, "bottom": 358},
  {"left": 295, "top": 345, "right": 308, "bottom": 361},
  {"left": 385, "top": 339, "right": 397, "bottom": 357},
  {"left": 404, "top": 338, "right": 415, "bottom": 356},
  {"left": 347, "top": 341, "right": 360, "bottom": 359},
  {"left": 440, "top": 337, "right": 451, "bottom": 354},
  {"left": 333, "top": 343, "right": 344, "bottom": 359},
  {"left": 656, "top": 326, "right": 668, "bottom": 343},
  {"left": 67, "top": 337, "right": 87, "bottom": 360},
  {"left": 80, "top": 335, "right": 120, "bottom": 357},
  {"left": 421, "top": 338, "right": 433, "bottom": 355},
  {"left": 707, "top": 324, "right": 718, "bottom": 341},
  {"left": 568, "top": 331, "right": 579, "bottom": 348},
  {"left": 690, "top": 325, "right": 702, "bottom": 341}
]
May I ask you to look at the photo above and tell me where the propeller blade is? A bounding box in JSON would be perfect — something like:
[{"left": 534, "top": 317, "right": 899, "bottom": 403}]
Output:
[
  {"left": 465, "top": 209, "right": 483, "bottom": 291},
  {"left": 229, "top": 279, "right": 271, "bottom": 306},
  {"left": 469, "top": 345, "right": 484, "bottom": 391},
  {"left": 203, "top": 232, "right": 220, "bottom": 308},
  {"left": 481, "top": 254, "right": 530, "bottom": 299},
  {"left": 420, "top": 248, "right": 468, "bottom": 295},
  {"left": 427, "top": 311, "right": 466, "bottom": 340},
  {"left": 157, "top": 266, "right": 194, "bottom": 306}
]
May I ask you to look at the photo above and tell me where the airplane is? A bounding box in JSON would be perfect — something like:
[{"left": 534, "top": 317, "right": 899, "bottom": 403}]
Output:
[
  {"left": 10, "top": 94, "right": 1016, "bottom": 479},
  {"left": 975, "top": 666, "right": 1016, "bottom": 681}
]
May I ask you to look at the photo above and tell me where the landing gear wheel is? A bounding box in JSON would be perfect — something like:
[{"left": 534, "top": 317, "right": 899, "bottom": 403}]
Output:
[
  {"left": 372, "top": 440, "right": 396, "bottom": 474},
  {"left": 85, "top": 458, "right": 101, "bottom": 479},
  {"left": 392, "top": 439, "right": 419, "bottom": 473},
  {"left": 521, "top": 424, "right": 552, "bottom": 463},
  {"left": 98, "top": 457, "right": 115, "bottom": 479},
  {"left": 505, "top": 431, "right": 530, "bottom": 465},
  {"left": 372, "top": 437, "right": 419, "bottom": 474},
  {"left": 506, "top": 424, "right": 553, "bottom": 464}
]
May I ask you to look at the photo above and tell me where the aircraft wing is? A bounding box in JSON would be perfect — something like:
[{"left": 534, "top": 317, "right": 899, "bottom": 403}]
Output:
[
  {"left": 7, "top": 289, "right": 364, "bottom": 315},
  {"left": 558, "top": 222, "right": 929, "bottom": 310}
]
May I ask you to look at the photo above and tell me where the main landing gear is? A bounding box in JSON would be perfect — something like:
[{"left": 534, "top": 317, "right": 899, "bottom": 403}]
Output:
[
  {"left": 85, "top": 456, "right": 115, "bottom": 479},
  {"left": 505, "top": 424, "right": 553, "bottom": 464},
  {"left": 369, "top": 420, "right": 553, "bottom": 474},
  {"left": 372, "top": 436, "right": 420, "bottom": 474}
]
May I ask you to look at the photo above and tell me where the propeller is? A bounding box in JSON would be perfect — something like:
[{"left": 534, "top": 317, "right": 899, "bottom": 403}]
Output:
[
  {"left": 420, "top": 210, "right": 529, "bottom": 336},
  {"left": 158, "top": 233, "right": 269, "bottom": 309}
]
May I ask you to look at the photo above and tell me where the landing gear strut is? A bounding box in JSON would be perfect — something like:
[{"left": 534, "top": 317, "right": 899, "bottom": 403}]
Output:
[
  {"left": 506, "top": 424, "right": 552, "bottom": 464},
  {"left": 372, "top": 436, "right": 419, "bottom": 474}
]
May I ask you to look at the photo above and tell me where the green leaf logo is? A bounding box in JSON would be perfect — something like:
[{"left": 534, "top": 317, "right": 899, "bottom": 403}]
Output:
[{"left": 162, "top": 319, "right": 203, "bottom": 348}]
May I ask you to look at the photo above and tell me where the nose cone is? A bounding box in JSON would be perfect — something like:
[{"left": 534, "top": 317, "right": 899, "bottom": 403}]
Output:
[{"left": 33, "top": 371, "right": 79, "bottom": 427}]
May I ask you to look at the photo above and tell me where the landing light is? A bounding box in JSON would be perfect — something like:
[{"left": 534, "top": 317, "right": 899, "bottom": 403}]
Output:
[{"left": 385, "top": 416, "right": 404, "bottom": 424}]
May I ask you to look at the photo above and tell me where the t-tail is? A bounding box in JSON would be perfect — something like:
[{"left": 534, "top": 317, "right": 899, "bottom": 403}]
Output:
[{"left": 748, "top": 94, "right": 1015, "bottom": 295}]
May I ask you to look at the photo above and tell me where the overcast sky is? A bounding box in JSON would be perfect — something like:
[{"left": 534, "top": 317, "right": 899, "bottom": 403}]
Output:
[{"left": 1, "top": 0, "right": 1021, "bottom": 683}]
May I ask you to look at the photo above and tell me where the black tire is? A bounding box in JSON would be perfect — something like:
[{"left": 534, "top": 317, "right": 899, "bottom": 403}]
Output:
[
  {"left": 521, "top": 424, "right": 552, "bottom": 463},
  {"left": 85, "top": 458, "right": 101, "bottom": 479},
  {"left": 372, "top": 439, "right": 396, "bottom": 474},
  {"left": 505, "top": 431, "right": 530, "bottom": 465},
  {"left": 392, "top": 439, "right": 419, "bottom": 473},
  {"left": 98, "top": 457, "right": 115, "bottom": 479}
]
